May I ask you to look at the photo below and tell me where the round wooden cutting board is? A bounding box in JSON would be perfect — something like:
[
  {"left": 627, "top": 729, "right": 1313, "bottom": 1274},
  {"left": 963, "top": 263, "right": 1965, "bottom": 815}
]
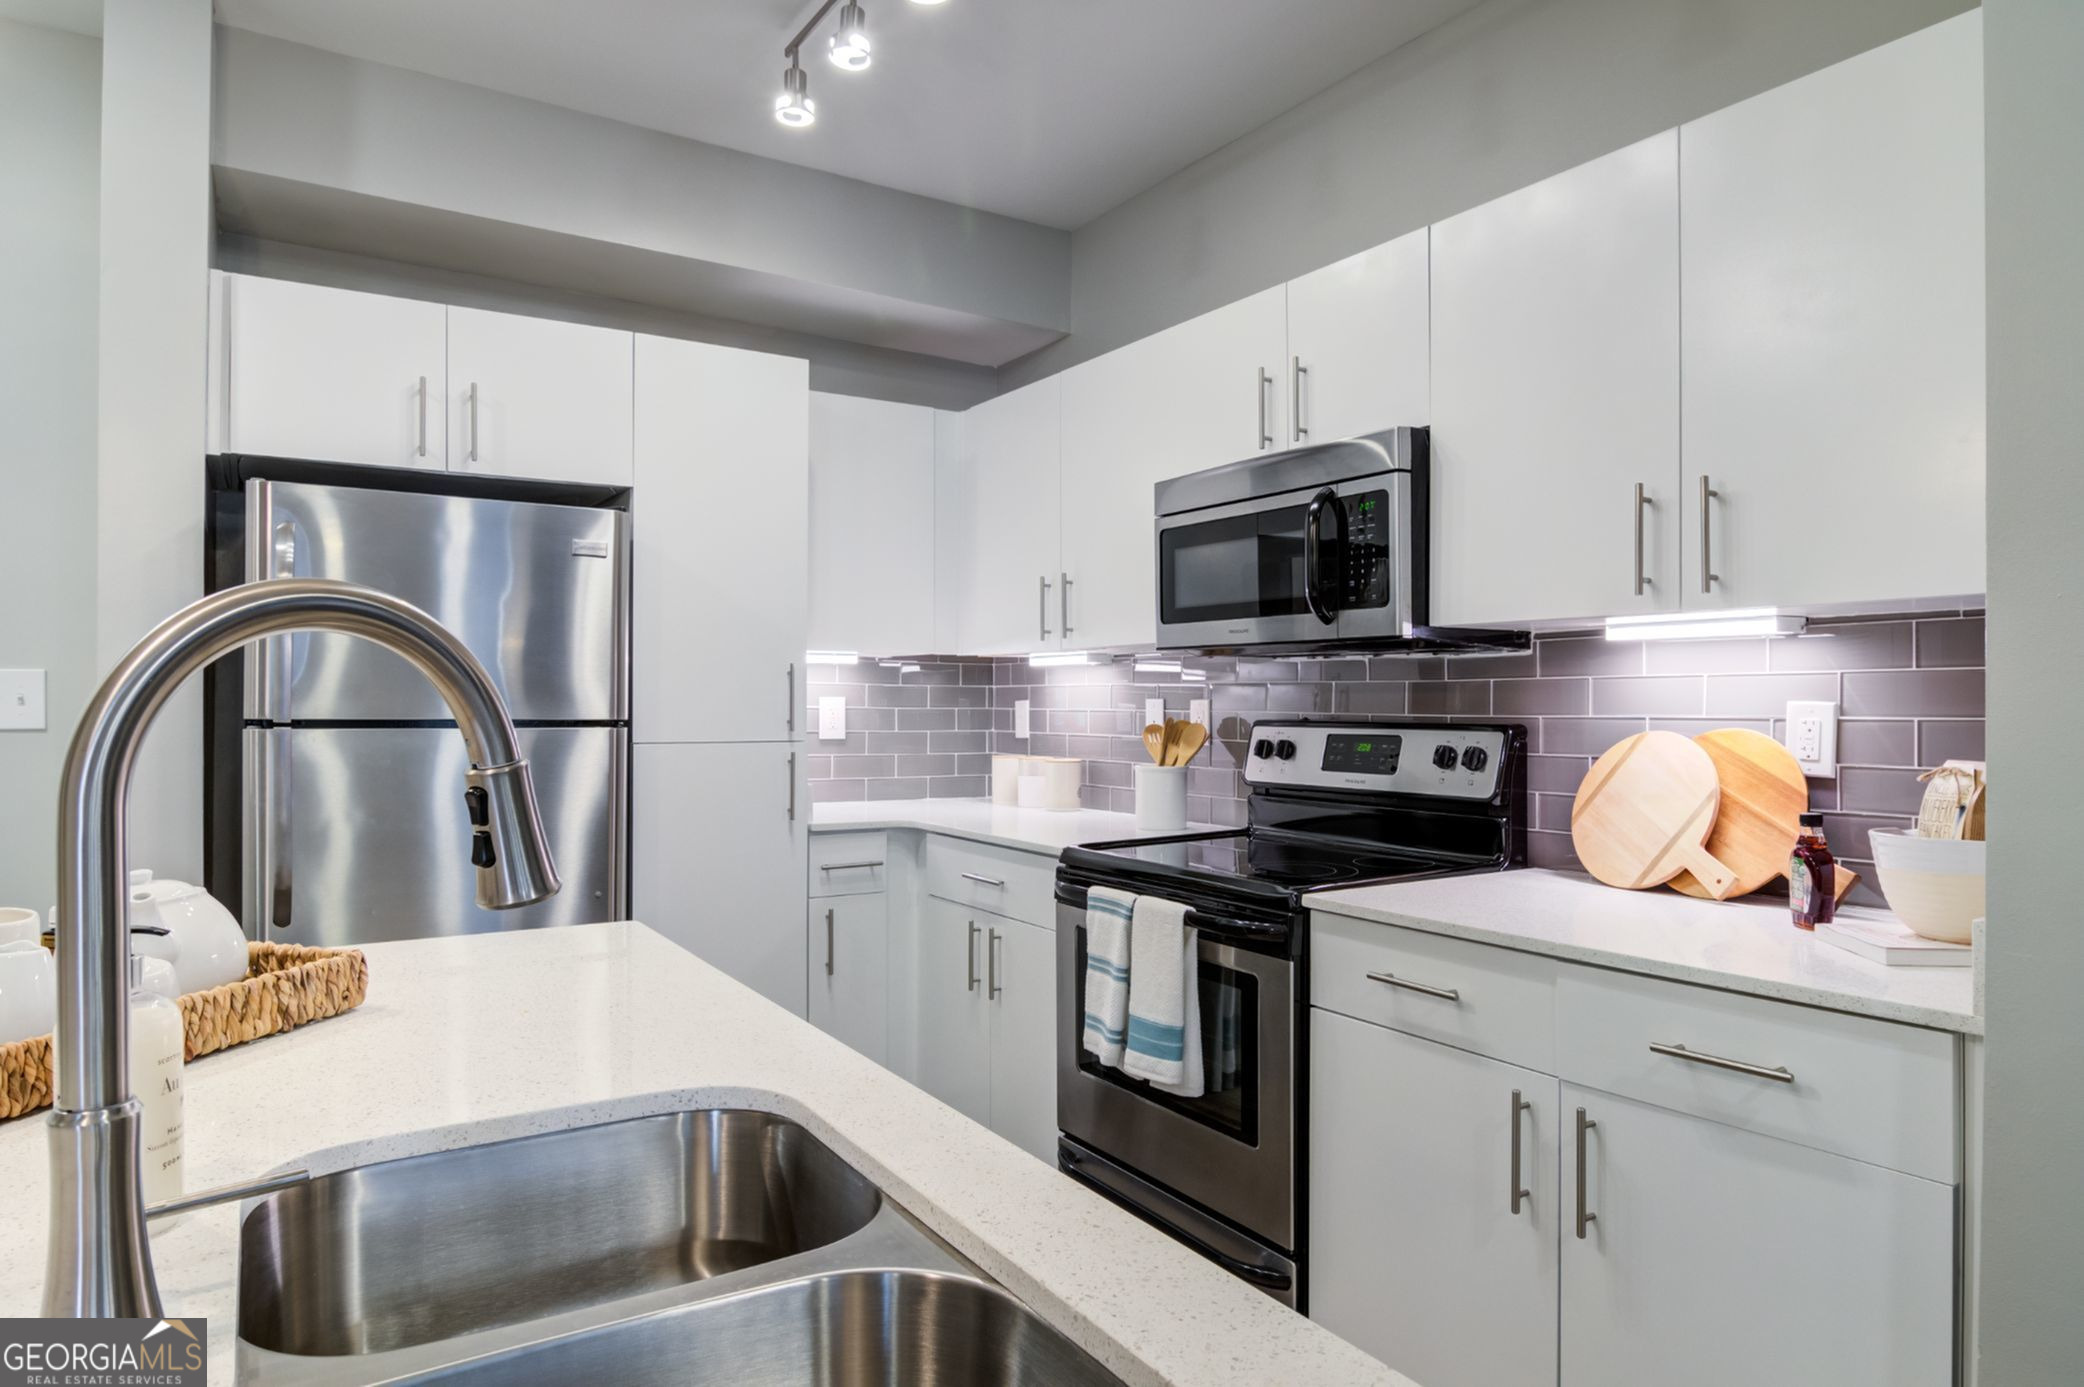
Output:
[
  {"left": 1571, "top": 731, "right": 1739, "bottom": 899},
  {"left": 1671, "top": 728, "right": 1808, "bottom": 900}
]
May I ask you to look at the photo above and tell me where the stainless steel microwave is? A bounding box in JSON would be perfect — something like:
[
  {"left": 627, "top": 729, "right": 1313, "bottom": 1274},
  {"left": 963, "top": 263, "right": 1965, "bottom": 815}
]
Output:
[{"left": 1153, "top": 427, "right": 1433, "bottom": 652}]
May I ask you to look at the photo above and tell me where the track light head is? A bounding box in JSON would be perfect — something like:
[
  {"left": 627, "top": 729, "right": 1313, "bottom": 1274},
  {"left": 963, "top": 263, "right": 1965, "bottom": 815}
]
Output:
[
  {"left": 828, "top": 1, "right": 871, "bottom": 70},
  {"left": 774, "top": 60, "right": 816, "bottom": 127}
]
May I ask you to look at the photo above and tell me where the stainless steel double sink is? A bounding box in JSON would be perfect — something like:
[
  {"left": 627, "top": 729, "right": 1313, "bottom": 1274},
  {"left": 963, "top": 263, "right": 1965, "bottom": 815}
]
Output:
[{"left": 234, "top": 1109, "right": 1125, "bottom": 1385}]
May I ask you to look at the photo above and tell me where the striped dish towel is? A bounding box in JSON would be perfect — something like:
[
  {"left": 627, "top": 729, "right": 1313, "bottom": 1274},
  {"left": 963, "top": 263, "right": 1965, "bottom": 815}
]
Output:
[
  {"left": 1121, "top": 895, "right": 1204, "bottom": 1098},
  {"left": 1081, "top": 886, "right": 1136, "bottom": 1067}
]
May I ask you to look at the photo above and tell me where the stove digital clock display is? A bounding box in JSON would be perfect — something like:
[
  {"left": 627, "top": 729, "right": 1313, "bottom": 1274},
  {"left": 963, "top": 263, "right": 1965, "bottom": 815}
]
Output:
[{"left": 1322, "top": 733, "right": 1401, "bottom": 775}]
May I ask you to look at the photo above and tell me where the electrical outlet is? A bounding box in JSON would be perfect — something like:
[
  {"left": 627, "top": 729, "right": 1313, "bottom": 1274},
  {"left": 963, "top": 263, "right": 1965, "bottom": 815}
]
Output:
[
  {"left": 1189, "top": 697, "right": 1211, "bottom": 729},
  {"left": 1785, "top": 700, "right": 1838, "bottom": 779},
  {"left": 1014, "top": 698, "right": 1031, "bottom": 740},
  {"left": 0, "top": 669, "right": 45, "bottom": 731},
  {"left": 817, "top": 695, "right": 847, "bottom": 742},
  {"left": 1144, "top": 697, "right": 1165, "bottom": 730}
]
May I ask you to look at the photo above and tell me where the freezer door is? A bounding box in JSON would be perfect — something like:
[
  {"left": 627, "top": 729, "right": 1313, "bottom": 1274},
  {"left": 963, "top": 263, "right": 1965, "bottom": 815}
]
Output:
[
  {"left": 247, "top": 725, "right": 627, "bottom": 946},
  {"left": 246, "top": 480, "right": 627, "bottom": 722}
]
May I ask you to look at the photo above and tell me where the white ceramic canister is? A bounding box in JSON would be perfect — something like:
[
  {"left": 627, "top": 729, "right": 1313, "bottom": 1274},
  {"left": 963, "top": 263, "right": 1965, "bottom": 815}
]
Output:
[
  {"left": 991, "top": 754, "right": 1028, "bottom": 806},
  {"left": 1031, "top": 757, "right": 1083, "bottom": 812},
  {"left": 1134, "top": 764, "right": 1189, "bottom": 833}
]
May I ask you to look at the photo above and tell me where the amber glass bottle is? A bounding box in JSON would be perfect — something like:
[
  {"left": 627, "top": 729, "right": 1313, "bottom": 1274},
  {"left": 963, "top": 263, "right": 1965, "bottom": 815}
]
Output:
[{"left": 1789, "top": 812, "right": 1836, "bottom": 930}]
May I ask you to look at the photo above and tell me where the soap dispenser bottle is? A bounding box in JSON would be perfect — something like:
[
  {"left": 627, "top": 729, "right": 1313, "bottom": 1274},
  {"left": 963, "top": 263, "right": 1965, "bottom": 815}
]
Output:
[{"left": 129, "top": 952, "right": 186, "bottom": 1204}]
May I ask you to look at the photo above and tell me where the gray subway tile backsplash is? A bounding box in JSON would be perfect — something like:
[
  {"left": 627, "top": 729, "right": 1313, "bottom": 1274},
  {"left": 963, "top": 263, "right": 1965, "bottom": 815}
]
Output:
[{"left": 797, "top": 611, "right": 1983, "bottom": 913}]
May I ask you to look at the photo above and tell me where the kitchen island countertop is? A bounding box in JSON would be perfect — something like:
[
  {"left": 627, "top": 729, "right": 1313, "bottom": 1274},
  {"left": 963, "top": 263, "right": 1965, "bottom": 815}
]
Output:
[{"left": 0, "top": 922, "right": 1404, "bottom": 1387}]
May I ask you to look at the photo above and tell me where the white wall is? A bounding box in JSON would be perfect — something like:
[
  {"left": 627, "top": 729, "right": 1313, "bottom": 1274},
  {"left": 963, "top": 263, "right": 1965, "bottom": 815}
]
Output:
[
  {"left": 1979, "top": 1, "right": 2084, "bottom": 1379},
  {"left": 1005, "top": 0, "right": 1974, "bottom": 386},
  {"left": 95, "top": 0, "right": 212, "bottom": 885},
  {"left": 0, "top": 17, "right": 99, "bottom": 910}
]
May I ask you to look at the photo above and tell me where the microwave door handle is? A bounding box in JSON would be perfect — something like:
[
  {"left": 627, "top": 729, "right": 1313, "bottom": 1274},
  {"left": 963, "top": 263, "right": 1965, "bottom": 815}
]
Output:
[{"left": 1303, "top": 487, "right": 1340, "bottom": 626}]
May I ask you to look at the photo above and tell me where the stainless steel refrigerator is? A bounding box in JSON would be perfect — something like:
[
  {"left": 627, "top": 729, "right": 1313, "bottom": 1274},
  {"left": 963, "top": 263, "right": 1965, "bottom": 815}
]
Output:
[{"left": 204, "top": 461, "right": 629, "bottom": 945}]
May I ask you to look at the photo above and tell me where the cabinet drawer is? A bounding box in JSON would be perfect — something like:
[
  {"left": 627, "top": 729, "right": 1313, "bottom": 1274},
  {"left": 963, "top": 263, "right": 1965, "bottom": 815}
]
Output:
[
  {"left": 809, "top": 831, "right": 890, "bottom": 897},
  {"left": 1557, "top": 969, "right": 1957, "bottom": 1181},
  {"left": 924, "top": 835, "right": 1057, "bottom": 928},
  {"left": 1310, "top": 913, "right": 1558, "bottom": 1074}
]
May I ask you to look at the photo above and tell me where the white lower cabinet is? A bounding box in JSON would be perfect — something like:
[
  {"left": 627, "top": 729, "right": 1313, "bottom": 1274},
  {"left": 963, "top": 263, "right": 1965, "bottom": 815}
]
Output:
[
  {"left": 1560, "top": 1084, "right": 1954, "bottom": 1387},
  {"left": 633, "top": 742, "right": 807, "bottom": 1015},
  {"left": 1311, "top": 1009, "right": 1559, "bottom": 1387},
  {"left": 916, "top": 894, "right": 1058, "bottom": 1160},
  {"left": 806, "top": 893, "right": 889, "bottom": 1065}
]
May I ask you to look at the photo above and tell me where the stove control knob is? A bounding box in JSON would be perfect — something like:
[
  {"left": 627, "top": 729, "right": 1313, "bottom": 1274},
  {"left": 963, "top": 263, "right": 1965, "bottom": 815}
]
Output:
[
  {"left": 1252, "top": 738, "right": 1274, "bottom": 760},
  {"left": 1461, "top": 745, "right": 1489, "bottom": 773},
  {"left": 1274, "top": 739, "right": 1297, "bottom": 761},
  {"left": 1432, "top": 744, "right": 1461, "bottom": 771}
]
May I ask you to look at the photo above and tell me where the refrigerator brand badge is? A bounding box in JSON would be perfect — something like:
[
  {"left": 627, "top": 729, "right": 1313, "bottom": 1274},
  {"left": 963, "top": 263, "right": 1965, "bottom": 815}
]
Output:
[{"left": 570, "top": 539, "right": 611, "bottom": 558}]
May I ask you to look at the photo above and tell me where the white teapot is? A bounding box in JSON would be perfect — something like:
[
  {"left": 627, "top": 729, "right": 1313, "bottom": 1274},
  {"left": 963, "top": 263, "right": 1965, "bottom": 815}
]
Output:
[{"left": 126, "top": 870, "right": 250, "bottom": 996}]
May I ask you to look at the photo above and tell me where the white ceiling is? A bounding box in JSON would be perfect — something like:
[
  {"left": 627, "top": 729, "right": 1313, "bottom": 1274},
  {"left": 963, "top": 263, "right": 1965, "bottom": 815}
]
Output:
[{"left": 209, "top": 0, "right": 1483, "bottom": 230}]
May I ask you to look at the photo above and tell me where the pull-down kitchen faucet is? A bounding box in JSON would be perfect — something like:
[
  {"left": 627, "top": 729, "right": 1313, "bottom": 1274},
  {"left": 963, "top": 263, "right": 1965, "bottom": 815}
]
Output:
[{"left": 43, "top": 579, "right": 560, "bottom": 1317}]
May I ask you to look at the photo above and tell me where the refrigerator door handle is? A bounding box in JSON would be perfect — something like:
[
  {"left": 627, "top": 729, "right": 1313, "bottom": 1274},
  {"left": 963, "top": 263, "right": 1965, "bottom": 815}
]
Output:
[
  {"left": 266, "top": 726, "right": 293, "bottom": 932},
  {"left": 260, "top": 519, "right": 297, "bottom": 722},
  {"left": 245, "top": 726, "right": 293, "bottom": 936}
]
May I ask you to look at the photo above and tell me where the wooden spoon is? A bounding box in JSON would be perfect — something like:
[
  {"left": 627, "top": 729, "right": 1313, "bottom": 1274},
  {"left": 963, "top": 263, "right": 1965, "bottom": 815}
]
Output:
[
  {"left": 1143, "top": 723, "right": 1167, "bottom": 764},
  {"left": 1170, "top": 721, "right": 1209, "bottom": 766}
]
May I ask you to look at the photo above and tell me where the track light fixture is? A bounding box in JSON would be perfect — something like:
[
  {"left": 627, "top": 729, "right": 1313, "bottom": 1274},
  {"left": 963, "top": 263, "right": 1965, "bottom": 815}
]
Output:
[{"left": 774, "top": 0, "right": 944, "bottom": 128}]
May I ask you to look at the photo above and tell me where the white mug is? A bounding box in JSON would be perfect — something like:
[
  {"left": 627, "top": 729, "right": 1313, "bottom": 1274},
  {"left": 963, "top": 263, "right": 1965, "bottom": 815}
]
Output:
[
  {"left": 0, "top": 906, "right": 41, "bottom": 949},
  {"left": 0, "top": 940, "right": 56, "bottom": 1045}
]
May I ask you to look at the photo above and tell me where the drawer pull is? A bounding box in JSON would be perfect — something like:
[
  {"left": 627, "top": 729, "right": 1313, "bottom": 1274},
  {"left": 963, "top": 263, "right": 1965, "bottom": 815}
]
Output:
[
  {"left": 959, "top": 872, "right": 1007, "bottom": 888},
  {"left": 818, "top": 860, "right": 885, "bottom": 872},
  {"left": 1509, "top": 1089, "right": 1531, "bottom": 1216},
  {"left": 1649, "top": 1041, "right": 1795, "bottom": 1084},
  {"left": 1575, "top": 1107, "right": 1597, "bottom": 1240},
  {"left": 1364, "top": 970, "right": 1460, "bottom": 1003}
]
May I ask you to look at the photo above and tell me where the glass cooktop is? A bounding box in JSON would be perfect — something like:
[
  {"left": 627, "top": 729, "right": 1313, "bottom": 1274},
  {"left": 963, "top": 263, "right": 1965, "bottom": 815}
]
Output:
[{"left": 1084, "top": 830, "right": 1449, "bottom": 892}]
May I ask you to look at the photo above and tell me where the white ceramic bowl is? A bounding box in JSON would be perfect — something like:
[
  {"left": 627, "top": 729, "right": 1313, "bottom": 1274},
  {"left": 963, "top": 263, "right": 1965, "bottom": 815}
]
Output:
[
  {"left": 0, "top": 906, "right": 42, "bottom": 949},
  {"left": 1869, "top": 828, "right": 1985, "bottom": 944},
  {"left": 128, "top": 870, "right": 250, "bottom": 995}
]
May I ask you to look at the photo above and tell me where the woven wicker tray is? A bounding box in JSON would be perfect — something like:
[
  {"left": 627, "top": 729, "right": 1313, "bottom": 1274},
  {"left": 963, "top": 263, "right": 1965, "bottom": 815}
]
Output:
[{"left": 0, "top": 941, "right": 367, "bottom": 1122}]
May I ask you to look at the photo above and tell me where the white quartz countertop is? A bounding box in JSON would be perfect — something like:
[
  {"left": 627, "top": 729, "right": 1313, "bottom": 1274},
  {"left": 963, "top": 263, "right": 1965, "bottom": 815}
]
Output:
[
  {"left": 0, "top": 923, "right": 1402, "bottom": 1387},
  {"left": 811, "top": 798, "right": 1222, "bottom": 855},
  {"left": 1311, "top": 869, "right": 1979, "bottom": 1034}
]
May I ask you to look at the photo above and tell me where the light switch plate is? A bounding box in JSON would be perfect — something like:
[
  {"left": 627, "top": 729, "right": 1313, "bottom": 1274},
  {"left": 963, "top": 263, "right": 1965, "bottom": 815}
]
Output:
[
  {"left": 1785, "top": 700, "right": 1838, "bottom": 779},
  {"left": 0, "top": 669, "right": 45, "bottom": 730},
  {"left": 817, "top": 696, "right": 847, "bottom": 742},
  {"left": 1014, "top": 698, "right": 1031, "bottom": 740},
  {"left": 1144, "top": 697, "right": 1165, "bottom": 730},
  {"left": 1189, "top": 697, "right": 1211, "bottom": 729}
]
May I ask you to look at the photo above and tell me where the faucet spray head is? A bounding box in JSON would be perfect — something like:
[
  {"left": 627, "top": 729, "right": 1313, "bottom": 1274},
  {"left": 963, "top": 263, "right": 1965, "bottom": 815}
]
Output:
[{"left": 462, "top": 761, "right": 561, "bottom": 909}]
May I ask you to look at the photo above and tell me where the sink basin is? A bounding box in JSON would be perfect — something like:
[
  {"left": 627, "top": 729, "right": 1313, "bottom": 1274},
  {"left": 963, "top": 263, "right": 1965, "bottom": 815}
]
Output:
[
  {"left": 400, "top": 1270, "right": 1123, "bottom": 1387},
  {"left": 238, "top": 1109, "right": 881, "bottom": 1356}
]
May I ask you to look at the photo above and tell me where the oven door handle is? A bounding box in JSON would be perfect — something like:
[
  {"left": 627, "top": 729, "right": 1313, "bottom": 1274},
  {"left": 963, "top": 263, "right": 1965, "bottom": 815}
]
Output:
[
  {"left": 1060, "top": 1147, "right": 1295, "bottom": 1292},
  {"left": 1303, "top": 486, "right": 1341, "bottom": 626},
  {"left": 1054, "top": 882, "right": 1289, "bottom": 942}
]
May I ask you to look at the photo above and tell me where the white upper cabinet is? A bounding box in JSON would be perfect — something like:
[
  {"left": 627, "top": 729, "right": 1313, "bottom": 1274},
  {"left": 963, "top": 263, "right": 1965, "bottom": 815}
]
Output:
[
  {"left": 808, "top": 393, "right": 937, "bottom": 656},
  {"left": 215, "top": 273, "right": 447, "bottom": 470},
  {"left": 1285, "top": 229, "right": 1430, "bottom": 442},
  {"left": 447, "top": 306, "right": 633, "bottom": 487},
  {"left": 954, "top": 377, "right": 1063, "bottom": 655},
  {"left": 1058, "top": 286, "right": 1288, "bottom": 650},
  {"left": 633, "top": 335, "right": 809, "bottom": 742},
  {"left": 1679, "top": 12, "right": 1985, "bottom": 610},
  {"left": 1431, "top": 132, "right": 1680, "bottom": 628}
]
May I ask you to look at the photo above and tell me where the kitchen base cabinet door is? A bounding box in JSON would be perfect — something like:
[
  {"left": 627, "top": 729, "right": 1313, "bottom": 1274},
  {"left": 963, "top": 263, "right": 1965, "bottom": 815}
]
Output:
[
  {"left": 1561, "top": 1085, "right": 1954, "bottom": 1387},
  {"left": 1310, "top": 1010, "right": 1559, "bottom": 1387},
  {"left": 915, "top": 897, "right": 992, "bottom": 1126},
  {"left": 985, "top": 916, "right": 1058, "bottom": 1161},
  {"left": 632, "top": 742, "right": 808, "bottom": 1016},
  {"left": 807, "top": 894, "right": 889, "bottom": 1065}
]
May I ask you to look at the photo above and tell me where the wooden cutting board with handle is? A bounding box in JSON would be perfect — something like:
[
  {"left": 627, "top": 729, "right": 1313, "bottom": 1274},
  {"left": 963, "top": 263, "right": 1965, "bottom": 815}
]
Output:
[
  {"left": 1671, "top": 728, "right": 1808, "bottom": 900},
  {"left": 1571, "top": 731, "right": 1740, "bottom": 899}
]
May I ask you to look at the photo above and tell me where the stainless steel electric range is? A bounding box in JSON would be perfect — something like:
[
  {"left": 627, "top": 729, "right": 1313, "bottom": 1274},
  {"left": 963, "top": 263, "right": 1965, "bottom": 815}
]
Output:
[{"left": 1053, "top": 717, "right": 1528, "bottom": 1310}]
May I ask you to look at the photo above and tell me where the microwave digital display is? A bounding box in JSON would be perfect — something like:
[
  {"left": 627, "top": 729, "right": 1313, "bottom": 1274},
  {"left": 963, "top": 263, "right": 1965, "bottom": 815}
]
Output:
[{"left": 1322, "top": 734, "right": 1401, "bottom": 775}]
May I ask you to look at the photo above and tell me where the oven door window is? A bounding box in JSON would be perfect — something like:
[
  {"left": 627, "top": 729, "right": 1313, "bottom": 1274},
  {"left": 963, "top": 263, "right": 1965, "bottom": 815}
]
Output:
[
  {"left": 1077, "top": 927, "right": 1260, "bottom": 1144},
  {"left": 1158, "top": 504, "right": 1310, "bottom": 626}
]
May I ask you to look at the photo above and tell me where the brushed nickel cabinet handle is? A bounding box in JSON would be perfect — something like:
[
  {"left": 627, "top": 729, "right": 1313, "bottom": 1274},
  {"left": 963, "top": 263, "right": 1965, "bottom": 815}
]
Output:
[
  {"left": 1039, "top": 575, "right": 1053, "bottom": 641},
  {"left": 1291, "top": 356, "right": 1309, "bottom": 442},
  {"left": 1699, "top": 475, "right": 1720, "bottom": 593},
  {"left": 987, "top": 927, "right": 1003, "bottom": 1000},
  {"left": 959, "top": 872, "right": 1005, "bottom": 888},
  {"left": 1575, "top": 1107, "right": 1597, "bottom": 1240},
  {"left": 467, "top": 381, "right": 480, "bottom": 463},
  {"left": 1510, "top": 1089, "right": 1531, "bottom": 1216},
  {"left": 1364, "top": 969, "right": 1460, "bottom": 1002},
  {"left": 1650, "top": 1041, "right": 1794, "bottom": 1084},
  {"left": 415, "top": 375, "right": 428, "bottom": 458},
  {"left": 786, "top": 752, "right": 797, "bottom": 821},
  {"left": 818, "top": 860, "right": 885, "bottom": 873},
  {"left": 1634, "top": 483, "right": 1654, "bottom": 596},
  {"left": 824, "top": 907, "right": 835, "bottom": 977},
  {"left": 786, "top": 661, "right": 796, "bottom": 733},
  {"left": 1257, "top": 368, "right": 1274, "bottom": 449},
  {"left": 966, "top": 920, "right": 980, "bottom": 992},
  {"left": 1060, "top": 572, "right": 1073, "bottom": 639}
]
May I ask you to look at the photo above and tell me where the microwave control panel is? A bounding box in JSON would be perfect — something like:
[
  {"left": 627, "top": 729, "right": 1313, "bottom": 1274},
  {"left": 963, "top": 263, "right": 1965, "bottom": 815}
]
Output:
[
  {"left": 1243, "top": 720, "right": 1506, "bottom": 800},
  {"left": 1338, "top": 489, "right": 1394, "bottom": 611}
]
